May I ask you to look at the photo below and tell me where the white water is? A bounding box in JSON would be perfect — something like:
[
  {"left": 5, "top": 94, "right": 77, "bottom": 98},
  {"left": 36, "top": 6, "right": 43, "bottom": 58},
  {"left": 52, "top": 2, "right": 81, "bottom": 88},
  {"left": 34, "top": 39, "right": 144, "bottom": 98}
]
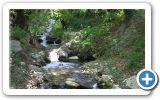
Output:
[
  {"left": 39, "top": 19, "right": 56, "bottom": 47},
  {"left": 46, "top": 19, "right": 56, "bottom": 33},
  {"left": 38, "top": 19, "right": 80, "bottom": 69},
  {"left": 44, "top": 49, "right": 79, "bottom": 69},
  {"left": 49, "top": 49, "right": 58, "bottom": 61},
  {"left": 40, "top": 35, "right": 48, "bottom": 47}
]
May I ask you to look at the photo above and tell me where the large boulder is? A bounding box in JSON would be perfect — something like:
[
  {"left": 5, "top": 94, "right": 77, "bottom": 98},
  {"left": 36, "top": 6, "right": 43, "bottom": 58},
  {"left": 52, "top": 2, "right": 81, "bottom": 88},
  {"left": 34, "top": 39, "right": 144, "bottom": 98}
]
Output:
[
  {"left": 57, "top": 50, "right": 68, "bottom": 62},
  {"left": 30, "top": 51, "right": 49, "bottom": 67},
  {"left": 56, "top": 45, "right": 71, "bottom": 62},
  {"left": 10, "top": 40, "right": 22, "bottom": 52}
]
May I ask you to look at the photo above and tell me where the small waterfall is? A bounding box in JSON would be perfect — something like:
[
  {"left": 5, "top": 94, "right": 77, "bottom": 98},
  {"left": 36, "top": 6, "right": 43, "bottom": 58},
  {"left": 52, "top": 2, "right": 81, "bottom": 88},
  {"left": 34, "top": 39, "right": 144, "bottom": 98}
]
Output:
[
  {"left": 39, "top": 19, "right": 56, "bottom": 47},
  {"left": 40, "top": 35, "right": 47, "bottom": 47},
  {"left": 49, "top": 49, "right": 58, "bottom": 62},
  {"left": 46, "top": 19, "right": 55, "bottom": 33},
  {"left": 43, "top": 47, "right": 80, "bottom": 69}
]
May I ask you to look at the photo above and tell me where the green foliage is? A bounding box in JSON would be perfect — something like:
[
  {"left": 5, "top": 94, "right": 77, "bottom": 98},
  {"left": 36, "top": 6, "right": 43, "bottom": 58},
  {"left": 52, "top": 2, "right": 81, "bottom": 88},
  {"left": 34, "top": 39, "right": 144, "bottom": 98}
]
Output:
[
  {"left": 28, "top": 10, "right": 51, "bottom": 35},
  {"left": 79, "top": 27, "right": 101, "bottom": 48},
  {"left": 10, "top": 26, "right": 27, "bottom": 40},
  {"left": 125, "top": 50, "right": 144, "bottom": 68},
  {"left": 119, "top": 32, "right": 145, "bottom": 69},
  {"left": 51, "top": 19, "right": 64, "bottom": 39},
  {"left": 132, "top": 33, "right": 145, "bottom": 49},
  {"left": 10, "top": 9, "right": 145, "bottom": 70}
]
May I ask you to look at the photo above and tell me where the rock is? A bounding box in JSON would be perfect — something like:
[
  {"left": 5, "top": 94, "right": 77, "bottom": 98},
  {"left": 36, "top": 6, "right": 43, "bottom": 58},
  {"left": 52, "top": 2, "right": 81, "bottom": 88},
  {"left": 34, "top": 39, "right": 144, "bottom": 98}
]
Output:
[
  {"left": 28, "top": 65, "right": 43, "bottom": 72},
  {"left": 39, "top": 51, "right": 45, "bottom": 57},
  {"left": 31, "top": 53, "right": 41, "bottom": 59},
  {"left": 46, "top": 37, "right": 56, "bottom": 44},
  {"left": 10, "top": 40, "right": 22, "bottom": 52},
  {"left": 123, "top": 75, "right": 140, "bottom": 89},
  {"left": 40, "top": 83, "right": 53, "bottom": 89},
  {"left": 44, "top": 69, "right": 74, "bottom": 86},
  {"left": 20, "top": 62, "right": 25, "bottom": 66},
  {"left": 65, "top": 80, "right": 81, "bottom": 89},
  {"left": 30, "top": 51, "right": 45, "bottom": 60},
  {"left": 57, "top": 51, "right": 68, "bottom": 62},
  {"left": 44, "top": 57, "right": 51, "bottom": 63},
  {"left": 55, "top": 38, "right": 61, "bottom": 44},
  {"left": 78, "top": 46, "right": 96, "bottom": 62},
  {"left": 97, "top": 75, "right": 114, "bottom": 89},
  {"left": 56, "top": 45, "right": 71, "bottom": 62},
  {"left": 67, "top": 72, "right": 96, "bottom": 89},
  {"left": 37, "top": 38, "right": 43, "bottom": 43},
  {"left": 46, "top": 36, "right": 61, "bottom": 44},
  {"left": 51, "top": 84, "right": 63, "bottom": 89},
  {"left": 57, "top": 50, "right": 68, "bottom": 62},
  {"left": 113, "top": 84, "right": 121, "bottom": 89},
  {"left": 68, "top": 56, "right": 79, "bottom": 63}
]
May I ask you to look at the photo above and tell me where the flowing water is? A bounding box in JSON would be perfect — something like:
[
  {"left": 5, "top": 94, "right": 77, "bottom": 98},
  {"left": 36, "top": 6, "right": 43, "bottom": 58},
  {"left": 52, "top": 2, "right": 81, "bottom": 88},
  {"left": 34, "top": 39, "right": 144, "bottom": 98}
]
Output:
[
  {"left": 43, "top": 49, "right": 80, "bottom": 69},
  {"left": 30, "top": 19, "right": 97, "bottom": 89}
]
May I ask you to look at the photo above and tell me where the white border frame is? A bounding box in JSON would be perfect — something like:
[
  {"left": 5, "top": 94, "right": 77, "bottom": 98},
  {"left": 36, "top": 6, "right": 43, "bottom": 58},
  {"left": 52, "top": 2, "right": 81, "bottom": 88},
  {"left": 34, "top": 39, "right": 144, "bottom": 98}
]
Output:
[{"left": 3, "top": 2, "right": 151, "bottom": 95}]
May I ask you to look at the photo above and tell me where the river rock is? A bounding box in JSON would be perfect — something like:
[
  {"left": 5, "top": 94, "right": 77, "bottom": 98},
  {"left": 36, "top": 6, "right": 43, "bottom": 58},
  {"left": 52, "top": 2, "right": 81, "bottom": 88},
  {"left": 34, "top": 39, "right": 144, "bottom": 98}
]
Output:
[
  {"left": 10, "top": 40, "right": 22, "bottom": 52},
  {"left": 68, "top": 56, "right": 79, "bottom": 63},
  {"left": 97, "top": 75, "right": 114, "bottom": 89},
  {"left": 65, "top": 80, "right": 81, "bottom": 89},
  {"left": 57, "top": 50, "right": 68, "bottom": 62},
  {"left": 30, "top": 51, "right": 45, "bottom": 59},
  {"left": 66, "top": 72, "right": 97, "bottom": 89},
  {"left": 57, "top": 45, "right": 71, "bottom": 62},
  {"left": 123, "top": 75, "right": 140, "bottom": 89},
  {"left": 113, "top": 84, "right": 121, "bottom": 89}
]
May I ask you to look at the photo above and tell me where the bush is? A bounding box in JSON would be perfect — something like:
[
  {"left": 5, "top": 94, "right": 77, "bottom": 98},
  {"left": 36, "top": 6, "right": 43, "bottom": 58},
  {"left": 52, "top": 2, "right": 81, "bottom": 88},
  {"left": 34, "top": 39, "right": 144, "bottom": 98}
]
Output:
[
  {"left": 10, "top": 26, "right": 27, "bottom": 40},
  {"left": 51, "top": 19, "right": 64, "bottom": 39}
]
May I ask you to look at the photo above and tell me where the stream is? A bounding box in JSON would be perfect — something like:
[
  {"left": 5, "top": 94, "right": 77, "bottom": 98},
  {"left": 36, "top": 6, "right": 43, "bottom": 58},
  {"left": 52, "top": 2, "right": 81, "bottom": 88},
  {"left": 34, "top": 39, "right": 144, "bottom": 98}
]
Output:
[{"left": 27, "top": 19, "right": 97, "bottom": 89}]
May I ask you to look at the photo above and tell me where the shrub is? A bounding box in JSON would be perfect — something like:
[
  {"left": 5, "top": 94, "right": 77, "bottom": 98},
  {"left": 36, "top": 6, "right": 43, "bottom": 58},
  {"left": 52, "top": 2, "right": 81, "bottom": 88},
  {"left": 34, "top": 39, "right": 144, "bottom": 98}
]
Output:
[{"left": 10, "top": 26, "right": 27, "bottom": 40}]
